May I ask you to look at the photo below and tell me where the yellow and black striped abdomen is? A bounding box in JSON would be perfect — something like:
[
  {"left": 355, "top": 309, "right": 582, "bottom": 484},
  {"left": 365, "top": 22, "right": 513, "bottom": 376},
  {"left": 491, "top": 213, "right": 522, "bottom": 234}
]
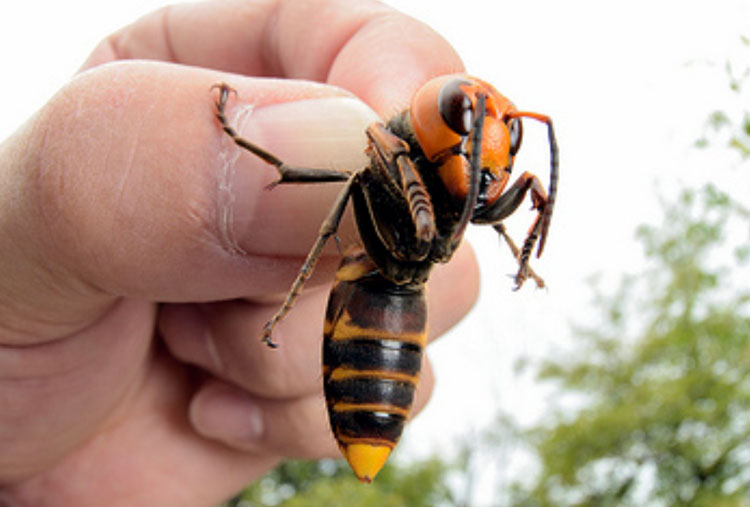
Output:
[{"left": 323, "top": 248, "right": 427, "bottom": 483}]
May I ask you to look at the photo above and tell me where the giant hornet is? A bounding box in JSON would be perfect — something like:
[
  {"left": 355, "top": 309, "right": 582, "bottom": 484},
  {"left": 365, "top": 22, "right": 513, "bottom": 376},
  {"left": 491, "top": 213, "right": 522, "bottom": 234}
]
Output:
[{"left": 212, "top": 75, "right": 558, "bottom": 482}]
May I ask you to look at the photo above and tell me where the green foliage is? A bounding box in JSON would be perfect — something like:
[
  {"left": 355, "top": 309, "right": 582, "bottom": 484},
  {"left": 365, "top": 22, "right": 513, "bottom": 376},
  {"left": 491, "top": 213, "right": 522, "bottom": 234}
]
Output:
[
  {"left": 695, "top": 37, "right": 750, "bottom": 158},
  {"left": 510, "top": 39, "right": 750, "bottom": 504},
  {"left": 225, "top": 456, "right": 455, "bottom": 507},
  {"left": 511, "top": 184, "right": 750, "bottom": 506}
]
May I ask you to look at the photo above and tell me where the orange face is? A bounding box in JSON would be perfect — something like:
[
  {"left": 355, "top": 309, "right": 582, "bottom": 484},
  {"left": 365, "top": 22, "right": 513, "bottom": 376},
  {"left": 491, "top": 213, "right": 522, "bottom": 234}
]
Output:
[{"left": 409, "top": 75, "right": 523, "bottom": 206}]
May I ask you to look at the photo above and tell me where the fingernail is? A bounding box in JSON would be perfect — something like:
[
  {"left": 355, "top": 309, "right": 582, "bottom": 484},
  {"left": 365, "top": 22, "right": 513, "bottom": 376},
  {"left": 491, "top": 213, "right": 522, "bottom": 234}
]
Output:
[
  {"left": 215, "top": 97, "right": 379, "bottom": 255},
  {"left": 190, "top": 382, "right": 264, "bottom": 449}
]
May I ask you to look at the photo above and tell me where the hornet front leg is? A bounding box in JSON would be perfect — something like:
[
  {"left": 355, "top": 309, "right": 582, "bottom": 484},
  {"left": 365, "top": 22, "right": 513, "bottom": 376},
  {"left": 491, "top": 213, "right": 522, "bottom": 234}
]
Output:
[
  {"left": 474, "top": 113, "right": 557, "bottom": 289},
  {"left": 473, "top": 171, "right": 551, "bottom": 289}
]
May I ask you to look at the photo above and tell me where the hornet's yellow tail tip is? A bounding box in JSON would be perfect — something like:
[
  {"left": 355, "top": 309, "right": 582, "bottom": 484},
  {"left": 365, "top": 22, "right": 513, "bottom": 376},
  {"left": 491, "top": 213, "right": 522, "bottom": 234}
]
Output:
[{"left": 343, "top": 443, "right": 392, "bottom": 483}]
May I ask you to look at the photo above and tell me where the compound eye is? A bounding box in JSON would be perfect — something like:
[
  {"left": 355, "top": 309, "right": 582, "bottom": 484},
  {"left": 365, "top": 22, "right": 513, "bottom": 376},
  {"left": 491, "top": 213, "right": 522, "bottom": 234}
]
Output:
[
  {"left": 508, "top": 117, "right": 523, "bottom": 156},
  {"left": 438, "top": 79, "right": 474, "bottom": 135}
]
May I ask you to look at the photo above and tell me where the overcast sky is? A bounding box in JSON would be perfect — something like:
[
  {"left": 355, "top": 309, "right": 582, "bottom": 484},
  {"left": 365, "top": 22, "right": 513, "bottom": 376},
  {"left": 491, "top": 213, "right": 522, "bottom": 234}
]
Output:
[{"left": 2, "top": 0, "right": 749, "bottom": 501}]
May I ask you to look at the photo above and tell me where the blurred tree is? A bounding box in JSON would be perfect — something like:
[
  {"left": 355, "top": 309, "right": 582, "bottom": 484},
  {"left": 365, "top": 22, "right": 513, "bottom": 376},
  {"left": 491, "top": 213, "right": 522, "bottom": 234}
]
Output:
[
  {"left": 506, "top": 36, "right": 750, "bottom": 505},
  {"left": 696, "top": 36, "right": 750, "bottom": 159},
  {"left": 508, "top": 184, "right": 750, "bottom": 506},
  {"left": 224, "top": 456, "right": 456, "bottom": 507}
]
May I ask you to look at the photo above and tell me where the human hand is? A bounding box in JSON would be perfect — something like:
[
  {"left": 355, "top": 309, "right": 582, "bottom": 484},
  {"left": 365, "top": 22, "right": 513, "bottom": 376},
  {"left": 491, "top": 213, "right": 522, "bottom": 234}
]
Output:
[{"left": 0, "top": 1, "right": 478, "bottom": 505}]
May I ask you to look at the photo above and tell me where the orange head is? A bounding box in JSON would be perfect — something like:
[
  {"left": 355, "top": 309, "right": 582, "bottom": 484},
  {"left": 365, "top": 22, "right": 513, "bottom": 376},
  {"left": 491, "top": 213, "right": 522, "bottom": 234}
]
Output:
[{"left": 410, "top": 75, "right": 523, "bottom": 208}]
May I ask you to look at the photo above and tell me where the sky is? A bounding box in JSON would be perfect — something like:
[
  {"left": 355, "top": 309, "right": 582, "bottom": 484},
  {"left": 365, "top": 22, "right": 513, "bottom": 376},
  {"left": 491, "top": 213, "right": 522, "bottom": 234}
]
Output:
[{"left": 2, "top": 0, "right": 749, "bottom": 502}]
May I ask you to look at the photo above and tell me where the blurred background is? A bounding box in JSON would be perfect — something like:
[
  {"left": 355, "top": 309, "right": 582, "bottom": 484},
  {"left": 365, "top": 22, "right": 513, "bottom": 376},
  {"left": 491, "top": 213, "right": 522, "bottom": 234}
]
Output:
[{"left": 1, "top": 0, "right": 748, "bottom": 505}]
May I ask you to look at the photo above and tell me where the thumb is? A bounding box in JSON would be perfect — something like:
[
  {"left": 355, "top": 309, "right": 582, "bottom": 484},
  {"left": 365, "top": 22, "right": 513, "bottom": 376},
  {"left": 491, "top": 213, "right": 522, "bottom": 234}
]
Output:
[{"left": 0, "top": 61, "right": 378, "bottom": 341}]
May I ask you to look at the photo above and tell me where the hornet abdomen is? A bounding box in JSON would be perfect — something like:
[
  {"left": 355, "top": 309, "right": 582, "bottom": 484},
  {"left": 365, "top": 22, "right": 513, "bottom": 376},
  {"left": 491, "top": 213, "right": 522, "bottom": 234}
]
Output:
[{"left": 322, "top": 247, "right": 427, "bottom": 483}]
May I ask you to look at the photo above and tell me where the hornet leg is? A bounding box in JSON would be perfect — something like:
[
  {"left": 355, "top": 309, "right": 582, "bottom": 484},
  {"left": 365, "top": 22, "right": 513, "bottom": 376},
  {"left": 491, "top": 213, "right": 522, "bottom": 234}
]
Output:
[
  {"left": 262, "top": 176, "right": 356, "bottom": 347},
  {"left": 212, "top": 82, "right": 357, "bottom": 347},
  {"left": 213, "top": 83, "right": 352, "bottom": 185},
  {"left": 474, "top": 171, "right": 550, "bottom": 289}
]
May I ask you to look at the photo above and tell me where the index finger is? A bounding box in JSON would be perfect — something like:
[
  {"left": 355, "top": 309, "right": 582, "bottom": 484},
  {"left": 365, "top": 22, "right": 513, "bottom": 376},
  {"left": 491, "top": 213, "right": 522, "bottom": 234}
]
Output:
[{"left": 82, "top": 0, "right": 464, "bottom": 114}]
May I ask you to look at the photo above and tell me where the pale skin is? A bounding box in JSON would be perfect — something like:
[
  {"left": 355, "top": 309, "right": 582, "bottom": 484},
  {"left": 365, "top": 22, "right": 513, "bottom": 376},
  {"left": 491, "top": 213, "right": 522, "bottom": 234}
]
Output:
[{"left": 0, "top": 1, "right": 479, "bottom": 505}]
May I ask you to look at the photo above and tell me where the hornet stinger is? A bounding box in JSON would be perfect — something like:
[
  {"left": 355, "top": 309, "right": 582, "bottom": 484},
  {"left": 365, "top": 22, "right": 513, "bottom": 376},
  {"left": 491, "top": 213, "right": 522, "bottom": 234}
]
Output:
[{"left": 212, "top": 74, "right": 558, "bottom": 483}]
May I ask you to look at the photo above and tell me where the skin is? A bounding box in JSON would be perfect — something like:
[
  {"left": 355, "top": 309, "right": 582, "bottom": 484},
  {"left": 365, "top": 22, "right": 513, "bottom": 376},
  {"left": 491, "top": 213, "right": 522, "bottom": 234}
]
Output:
[{"left": 0, "top": 0, "right": 479, "bottom": 505}]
